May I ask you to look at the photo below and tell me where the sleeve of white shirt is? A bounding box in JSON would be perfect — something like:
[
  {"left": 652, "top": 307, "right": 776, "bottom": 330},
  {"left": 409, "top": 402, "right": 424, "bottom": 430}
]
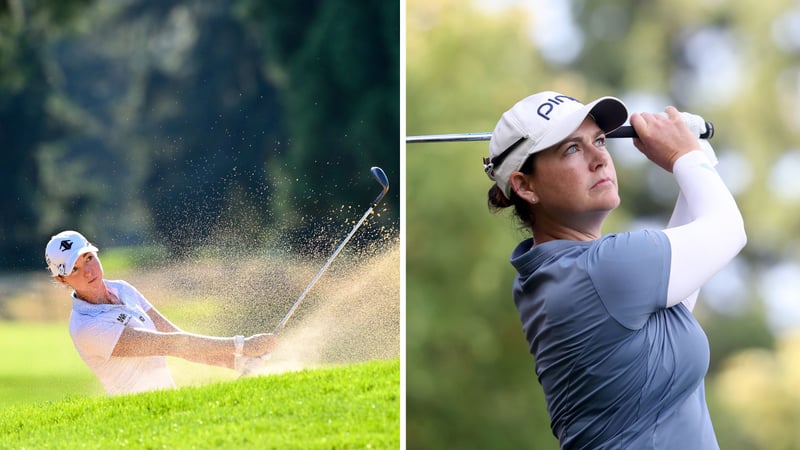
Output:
[
  {"left": 72, "top": 320, "right": 125, "bottom": 364},
  {"left": 665, "top": 140, "right": 719, "bottom": 311},
  {"left": 118, "top": 280, "right": 154, "bottom": 312},
  {"left": 663, "top": 149, "right": 746, "bottom": 308}
]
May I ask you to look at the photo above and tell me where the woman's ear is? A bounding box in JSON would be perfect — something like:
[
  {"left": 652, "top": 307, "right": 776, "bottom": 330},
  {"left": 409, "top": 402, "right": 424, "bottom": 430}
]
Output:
[
  {"left": 509, "top": 171, "right": 537, "bottom": 204},
  {"left": 54, "top": 275, "right": 69, "bottom": 286}
]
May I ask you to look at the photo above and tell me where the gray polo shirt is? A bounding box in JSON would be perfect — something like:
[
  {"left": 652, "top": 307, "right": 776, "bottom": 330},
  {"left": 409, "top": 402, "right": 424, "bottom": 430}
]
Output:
[{"left": 511, "top": 230, "right": 718, "bottom": 449}]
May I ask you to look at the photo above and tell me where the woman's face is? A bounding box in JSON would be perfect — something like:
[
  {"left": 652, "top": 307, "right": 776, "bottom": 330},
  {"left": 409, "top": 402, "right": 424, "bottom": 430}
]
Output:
[
  {"left": 525, "top": 118, "right": 620, "bottom": 225},
  {"left": 59, "top": 252, "right": 105, "bottom": 293}
]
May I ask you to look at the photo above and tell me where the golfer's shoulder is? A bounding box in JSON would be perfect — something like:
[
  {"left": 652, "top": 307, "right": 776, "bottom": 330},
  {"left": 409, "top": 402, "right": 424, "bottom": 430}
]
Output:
[
  {"left": 107, "top": 279, "right": 145, "bottom": 298},
  {"left": 585, "top": 231, "right": 671, "bottom": 285},
  {"left": 589, "top": 230, "right": 669, "bottom": 259},
  {"left": 105, "top": 279, "right": 134, "bottom": 290}
]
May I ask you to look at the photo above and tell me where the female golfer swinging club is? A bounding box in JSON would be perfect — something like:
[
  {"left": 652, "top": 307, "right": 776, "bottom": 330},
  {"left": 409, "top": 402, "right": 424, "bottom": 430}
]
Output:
[
  {"left": 484, "top": 91, "right": 746, "bottom": 449},
  {"left": 45, "top": 230, "right": 277, "bottom": 396}
]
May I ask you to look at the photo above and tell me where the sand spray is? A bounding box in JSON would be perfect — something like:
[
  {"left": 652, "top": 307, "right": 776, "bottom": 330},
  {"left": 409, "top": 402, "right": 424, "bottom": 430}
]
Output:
[{"left": 123, "top": 200, "right": 399, "bottom": 385}]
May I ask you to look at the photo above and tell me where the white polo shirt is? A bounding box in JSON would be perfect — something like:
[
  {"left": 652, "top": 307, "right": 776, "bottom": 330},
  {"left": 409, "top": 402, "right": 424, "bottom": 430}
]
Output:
[{"left": 68, "top": 279, "right": 176, "bottom": 396}]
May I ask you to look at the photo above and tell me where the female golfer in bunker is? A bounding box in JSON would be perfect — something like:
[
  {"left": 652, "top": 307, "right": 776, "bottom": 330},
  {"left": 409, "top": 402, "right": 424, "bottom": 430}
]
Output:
[
  {"left": 484, "top": 91, "right": 746, "bottom": 449},
  {"left": 45, "top": 230, "right": 277, "bottom": 396}
]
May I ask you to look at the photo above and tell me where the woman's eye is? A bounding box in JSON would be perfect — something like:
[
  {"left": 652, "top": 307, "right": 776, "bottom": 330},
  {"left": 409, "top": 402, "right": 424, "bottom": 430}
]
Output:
[
  {"left": 595, "top": 137, "right": 606, "bottom": 147},
  {"left": 564, "top": 144, "right": 579, "bottom": 155}
]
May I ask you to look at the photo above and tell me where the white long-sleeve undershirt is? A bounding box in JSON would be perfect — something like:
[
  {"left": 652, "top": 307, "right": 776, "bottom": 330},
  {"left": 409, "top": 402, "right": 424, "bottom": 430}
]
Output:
[
  {"left": 665, "top": 140, "right": 718, "bottom": 311},
  {"left": 667, "top": 191, "right": 701, "bottom": 311},
  {"left": 663, "top": 148, "right": 746, "bottom": 309}
]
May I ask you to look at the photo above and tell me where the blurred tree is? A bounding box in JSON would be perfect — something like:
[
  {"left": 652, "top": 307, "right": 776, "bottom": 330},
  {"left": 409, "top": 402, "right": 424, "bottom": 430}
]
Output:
[
  {"left": 124, "top": 1, "right": 284, "bottom": 255},
  {"left": 0, "top": 0, "right": 398, "bottom": 262},
  {"left": 703, "top": 304, "right": 775, "bottom": 373},
  {"left": 710, "top": 332, "right": 800, "bottom": 450},
  {"left": 240, "top": 0, "right": 400, "bottom": 247},
  {"left": 0, "top": 32, "right": 48, "bottom": 269},
  {"left": 0, "top": 0, "right": 94, "bottom": 269},
  {"left": 14, "top": 0, "right": 284, "bottom": 256},
  {"left": 407, "top": 1, "right": 560, "bottom": 448}
]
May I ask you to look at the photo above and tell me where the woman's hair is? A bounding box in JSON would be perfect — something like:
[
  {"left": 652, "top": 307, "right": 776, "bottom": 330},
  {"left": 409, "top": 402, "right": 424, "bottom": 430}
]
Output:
[{"left": 487, "top": 154, "right": 536, "bottom": 230}]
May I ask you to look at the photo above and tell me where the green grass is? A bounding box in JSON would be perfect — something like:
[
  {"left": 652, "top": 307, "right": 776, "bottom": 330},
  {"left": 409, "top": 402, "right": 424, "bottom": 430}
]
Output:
[
  {"left": 0, "top": 319, "right": 257, "bottom": 405},
  {"left": 0, "top": 322, "right": 102, "bottom": 404},
  {"left": 0, "top": 242, "right": 400, "bottom": 447},
  {"left": 0, "top": 358, "right": 400, "bottom": 449}
]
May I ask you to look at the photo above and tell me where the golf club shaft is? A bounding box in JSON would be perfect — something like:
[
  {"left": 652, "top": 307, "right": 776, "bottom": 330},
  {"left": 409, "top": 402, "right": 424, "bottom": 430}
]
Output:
[
  {"left": 272, "top": 206, "right": 376, "bottom": 335},
  {"left": 272, "top": 167, "right": 389, "bottom": 335},
  {"left": 406, "top": 132, "right": 492, "bottom": 143},
  {"left": 406, "top": 122, "right": 714, "bottom": 143}
]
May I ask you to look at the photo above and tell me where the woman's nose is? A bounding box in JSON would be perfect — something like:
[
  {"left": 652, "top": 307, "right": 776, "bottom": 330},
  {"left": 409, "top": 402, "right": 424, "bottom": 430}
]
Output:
[{"left": 588, "top": 146, "right": 609, "bottom": 169}]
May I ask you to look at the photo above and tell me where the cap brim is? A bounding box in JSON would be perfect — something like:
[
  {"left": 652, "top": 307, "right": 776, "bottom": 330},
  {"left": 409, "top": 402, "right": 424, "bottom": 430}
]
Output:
[
  {"left": 63, "top": 244, "right": 99, "bottom": 275},
  {"left": 531, "top": 96, "right": 628, "bottom": 153}
]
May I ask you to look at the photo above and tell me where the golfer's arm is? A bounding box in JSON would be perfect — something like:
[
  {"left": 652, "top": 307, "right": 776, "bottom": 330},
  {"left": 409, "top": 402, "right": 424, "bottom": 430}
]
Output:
[
  {"left": 667, "top": 141, "right": 720, "bottom": 228},
  {"left": 663, "top": 151, "right": 747, "bottom": 308},
  {"left": 666, "top": 191, "right": 700, "bottom": 311},
  {"left": 147, "top": 307, "right": 183, "bottom": 333},
  {"left": 111, "top": 327, "right": 235, "bottom": 369},
  {"left": 666, "top": 141, "right": 724, "bottom": 311}
]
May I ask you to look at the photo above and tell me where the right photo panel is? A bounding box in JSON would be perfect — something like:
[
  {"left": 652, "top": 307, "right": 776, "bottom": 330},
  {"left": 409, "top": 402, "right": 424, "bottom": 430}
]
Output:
[{"left": 406, "top": 1, "right": 798, "bottom": 449}]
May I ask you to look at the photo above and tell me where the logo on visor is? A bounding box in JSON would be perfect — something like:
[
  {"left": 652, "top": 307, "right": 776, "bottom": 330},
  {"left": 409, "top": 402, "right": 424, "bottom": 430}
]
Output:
[
  {"left": 537, "top": 95, "right": 580, "bottom": 121},
  {"left": 60, "top": 240, "right": 73, "bottom": 251}
]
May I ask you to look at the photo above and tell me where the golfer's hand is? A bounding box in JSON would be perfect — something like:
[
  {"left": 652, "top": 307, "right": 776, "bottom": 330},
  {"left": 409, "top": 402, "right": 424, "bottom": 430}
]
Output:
[
  {"left": 630, "top": 106, "right": 700, "bottom": 172},
  {"left": 245, "top": 333, "right": 277, "bottom": 356},
  {"left": 237, "top": 353, "right": 272, "bottom": 376}
]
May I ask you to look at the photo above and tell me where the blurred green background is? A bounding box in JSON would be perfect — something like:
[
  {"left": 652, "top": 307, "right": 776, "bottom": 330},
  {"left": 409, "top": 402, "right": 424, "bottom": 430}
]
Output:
[
  {"left": 406, "top": 0, "right": 800, "bottom": 449},
  {"left": 1, "top": 0, "right": 399, "bottom": 268}
]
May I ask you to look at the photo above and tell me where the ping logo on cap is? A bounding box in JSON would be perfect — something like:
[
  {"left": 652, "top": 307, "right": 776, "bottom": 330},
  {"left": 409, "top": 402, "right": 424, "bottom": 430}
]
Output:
[
  {"left": 60, "top": 240, "right": 73, "bottom": 251},
  {"left": 537, "top": 95, "right": 580, "bottom": 120}
]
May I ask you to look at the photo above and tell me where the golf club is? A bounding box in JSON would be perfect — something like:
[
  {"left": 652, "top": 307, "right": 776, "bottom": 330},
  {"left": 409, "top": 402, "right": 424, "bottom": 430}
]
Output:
[
  {"left": 406, "top": 122, "right": 714, "bottom": 143},
  {"left": 272, "top": 166, "right": 390, "bottom": 335}
]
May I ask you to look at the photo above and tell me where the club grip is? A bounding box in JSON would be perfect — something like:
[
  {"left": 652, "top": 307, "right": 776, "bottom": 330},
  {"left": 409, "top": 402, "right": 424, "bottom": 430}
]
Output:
[{"left": 607, "top": 122, "right": 714, "bottom": 139}]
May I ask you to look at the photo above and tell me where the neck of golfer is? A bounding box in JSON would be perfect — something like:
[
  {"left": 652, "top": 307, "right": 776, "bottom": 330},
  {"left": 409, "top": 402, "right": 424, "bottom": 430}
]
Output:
[
  {"left": 532, "top": 210, "right": 608, "bottom": 245},
  {"left": 75, "top": 282, "right": 117, "bottom": 305}
]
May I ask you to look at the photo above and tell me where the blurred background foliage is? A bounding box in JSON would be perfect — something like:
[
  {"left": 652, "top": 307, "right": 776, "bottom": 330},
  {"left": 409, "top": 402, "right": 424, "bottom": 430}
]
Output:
[
  {"left": 0, "top": 0, "right": 399, "bottom": 267},
  {"left": 407, "top": 0, "right": 800, "bottom": 449}
]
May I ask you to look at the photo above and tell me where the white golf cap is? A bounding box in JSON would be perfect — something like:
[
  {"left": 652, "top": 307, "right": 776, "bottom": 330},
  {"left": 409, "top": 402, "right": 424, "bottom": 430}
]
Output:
[
  {"left": 45, "top": 230, "right": 99, "bottom": 277},
  {"left": 484, "top": 91, "right": 629, "bottom": 199}
]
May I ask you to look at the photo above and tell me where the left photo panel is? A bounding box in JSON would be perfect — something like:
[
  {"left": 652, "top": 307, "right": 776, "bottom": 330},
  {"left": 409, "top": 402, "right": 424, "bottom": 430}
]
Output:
[{"left": 0, "top": 1, "right": 400, "bottom": 448}]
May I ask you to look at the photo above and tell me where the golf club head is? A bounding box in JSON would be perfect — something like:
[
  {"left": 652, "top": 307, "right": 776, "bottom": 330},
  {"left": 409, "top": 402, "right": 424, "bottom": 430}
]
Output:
[{"left": 370, "top": 166, "right": 390, "bottom": 206}]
